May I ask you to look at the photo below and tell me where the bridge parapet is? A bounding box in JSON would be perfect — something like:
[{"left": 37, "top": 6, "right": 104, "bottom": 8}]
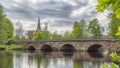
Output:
[{"left": 9, "top": 39, "right": 120, "bottom": 51}]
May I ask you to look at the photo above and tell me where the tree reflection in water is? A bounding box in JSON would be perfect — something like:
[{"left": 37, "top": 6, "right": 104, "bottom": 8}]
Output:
[
  {"left": 0, "top": 51, "right": 13, "bottom": 68},
  {"left": 0, "top": 50, "right": 112, "bottom": 68}
]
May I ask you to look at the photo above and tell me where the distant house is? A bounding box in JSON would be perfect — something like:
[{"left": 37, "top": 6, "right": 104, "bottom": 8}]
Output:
[{"left": 102, "top": 35, "right": 113, "bottom": 39}]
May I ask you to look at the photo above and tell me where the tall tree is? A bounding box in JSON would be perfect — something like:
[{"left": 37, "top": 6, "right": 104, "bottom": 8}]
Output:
[
  {"left": 0, "top": 4, "right": 5, "bottom": 44},
  {"left": 43, "top": 23, "right": 48, "bottom": 31},
  {"left": 71, "top": 21, "right": 81, "bottom": 38},
  {"left": 79, "top": 19, "right": 88, "bottom": 38},
  {"left": 88, "top": 18, "right": 104, "bottom": 39},
  {"left": 0, "top": 3, "right": 3, "bottom": 17},
  {"left": 96, "top": 0, "right": 120, "bottom": 67},
  {"left": 2, "top": 17, "right": 14, "bottom": 39},
  {"left": 15, "top": 21, "right": 24, "bottom": 40},
  {"left": 0, "top": 4, "right": 14, "bottom": 44},
  {"left": 71, "top": 19, "right": 87, "bottom": 39}
]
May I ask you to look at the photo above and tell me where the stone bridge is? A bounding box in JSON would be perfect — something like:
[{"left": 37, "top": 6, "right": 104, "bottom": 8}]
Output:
[{"left": 12, "top": 39, "right": 120, "bottom": 51}]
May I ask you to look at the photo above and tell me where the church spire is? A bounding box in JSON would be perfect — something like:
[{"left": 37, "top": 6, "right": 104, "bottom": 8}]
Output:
[{"left": 37, "top": 17, "right": 41, "bottom": 31}]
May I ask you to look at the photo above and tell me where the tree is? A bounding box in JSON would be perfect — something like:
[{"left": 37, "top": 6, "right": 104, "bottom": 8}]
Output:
[
  {"left": 79, "top": 19, "right": 88, "bottom": 38},
  {"left": 88, "top": 18, "right": 104, "bottom": 39},
  {"left": 0, "top": 4, "right": 14, "bottom": 44},
  {"left": 42, "top": 31, "right": 51, "bottom": 40},
  {"left": 34, "top": 31, "right": 51, "bottom": 40},
  {"left": 63, "top": 31, "right": 71, "bottom": 39},
  {"left": 0, "top": 3, "right": 3, "bottom": 17},
  {"left": 15, "top": 21, "right": 24, "bottom": 40},
  {"left": 96, "top": 0, "right": 120, "bottom": 18},
  {"left": 43, "top": 23, "right": 48, "bottom": 31},
  {"left": 108, "top": 13, "right": 120, "bottom": 38},
  {"left": 2, "top": 17, "right": 14, "bottom": 39},
  {"left": 96, "top": 0, "right": 120, "bottom": 68},
  {"left": 34, "top": 31, "right": 43, "bottom": 40},
  {"left": 52, "top": 31, "right": 60, "bottom": 39},
  {"left": 0, "top": 51, "right": 13, "bottom": 68},
  {"left": 0, "top": 4, "right": 5, "bottom": 44},
  {"left": 71, "top": 21, "right": 81, "bottom": 38},
  {"left": 71, "top": 19, "right": 88, "bottom": 39}
]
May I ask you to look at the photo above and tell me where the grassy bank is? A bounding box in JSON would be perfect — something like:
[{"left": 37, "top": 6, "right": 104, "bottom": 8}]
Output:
[{"left": 0, "top": 44, "right": 24, "bottom": 50}]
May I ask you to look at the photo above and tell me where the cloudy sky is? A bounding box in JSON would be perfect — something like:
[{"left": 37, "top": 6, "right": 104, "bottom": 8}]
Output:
[{"left": 0, "top": 0, "right": 109, "bottom": 34}]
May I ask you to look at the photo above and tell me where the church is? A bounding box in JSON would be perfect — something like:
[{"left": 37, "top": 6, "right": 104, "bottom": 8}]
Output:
[{"left": 27, "top": 17, "right": 42, "bottom": 40}]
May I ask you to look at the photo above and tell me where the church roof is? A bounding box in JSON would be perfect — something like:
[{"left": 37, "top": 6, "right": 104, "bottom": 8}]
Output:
[{"left": 37, "top": 17, "right": 41, "bottom": 31}]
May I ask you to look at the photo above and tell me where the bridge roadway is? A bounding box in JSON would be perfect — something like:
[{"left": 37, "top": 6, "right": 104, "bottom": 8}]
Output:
[{"left": 11, "top": 39, "right": 120, "bottom": 51}]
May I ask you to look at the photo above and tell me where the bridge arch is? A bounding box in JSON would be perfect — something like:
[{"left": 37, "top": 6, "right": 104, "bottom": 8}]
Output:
[
  {"left": 41, "top": 44, "right": 53, "bottom": 51},
  {"left": 28, "top": 46, "right": 35, "bottom": 50},
  {"left": 87, "top": 44, "right": 104, "bottom": 52},
  {"left": 60, "top": 44, "right": 76, "bottom": 51}
]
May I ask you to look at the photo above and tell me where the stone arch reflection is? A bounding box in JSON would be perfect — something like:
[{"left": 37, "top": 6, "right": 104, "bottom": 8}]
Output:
[
  {"left": 61, "top": 51, "right": 74, "bottom": 57},
  {"left": 87, "top": 44, "right": 103, "bottom": 52},
  {"left": 88, "top": 51, "right": 104, "bottom": 58}
]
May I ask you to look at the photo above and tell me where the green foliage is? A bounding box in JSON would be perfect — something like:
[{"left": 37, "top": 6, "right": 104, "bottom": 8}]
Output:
[
  {"left": 110, "top": 52, "right": 120, "bottom": 62},
  {"left": 116, "top": 27, "right": 120, "bottom": 37},
  {"left": 71, "top": 19, "right": 87, "bottom": 39},
  {"left": 116, "top": 8, "right": 120, "bottom": 18},
  {"left": 2, "top": 17, "right": 14, "bottom": 39},
  {"left": 102, "top": 63, "right": 109, "bottom": 68},
  {"left": 63, "top": 31, "right": 71, "bottom": 39},
  {"left": 0, "top": 4, "right": 14, "bottom": 44},
  {"left": 0, "top": 44, "right": 24, "bottom": 50},
  {"left": 96, "top": 0, "right": 120, "bottom": 18},
  {"left": 0, "top": 51, "right": 13, "bottom": 68},
  {"left": 71, "top": 21, "right": 81, "bottom": 38},
  {"left": 88, "top": 18, "right": 104, "bottom": 39},
  {"left": 74, "top": 60, "right": 83, "bottom": 68},
  {"left": 102, "top": 53, "right": 120, "bottom": 68},
  {"left": 0, "top": 17, "right": 14, "bottom": 44},
  {"left": 20, "top": 36, "right": 28, "bottom": 41},
  {"left": 34, "top": 31, "right": 51, "bottom": 40},
  {"left": 102, "top": 63, "right": 119, "bottom": 68},
  {"left": 108, "top": 13, "right": 120, "bottom": 38},
  {"left": 0, "top": 3, "right": 3, "bottom": 16},
  {"left": 52, "top": 31, "right": 60, "bottom": 39}
]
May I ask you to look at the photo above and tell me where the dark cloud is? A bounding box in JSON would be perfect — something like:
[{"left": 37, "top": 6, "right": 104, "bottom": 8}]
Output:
[{"left": 0, "top": 0, "right": 102, "bottom": 31}]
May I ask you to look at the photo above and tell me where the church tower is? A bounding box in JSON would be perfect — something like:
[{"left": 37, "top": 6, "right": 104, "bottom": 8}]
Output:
[{"left": 37, "top": 17, "right": 41, "bottom": 31}]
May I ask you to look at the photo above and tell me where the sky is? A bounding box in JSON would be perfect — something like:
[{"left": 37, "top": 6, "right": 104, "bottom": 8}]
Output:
[{"left": 0, "top": 0, "right": 109, "bottom": 34}]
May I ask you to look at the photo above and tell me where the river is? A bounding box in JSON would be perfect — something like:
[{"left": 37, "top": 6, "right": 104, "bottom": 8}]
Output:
[{"left": 0, "top": 50, "right": 114, "bottom": 68}]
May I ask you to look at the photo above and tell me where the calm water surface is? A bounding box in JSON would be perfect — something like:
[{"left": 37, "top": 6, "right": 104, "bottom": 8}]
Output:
[{"left": 0, "top": 50, "right": 112, "bottom": 68}]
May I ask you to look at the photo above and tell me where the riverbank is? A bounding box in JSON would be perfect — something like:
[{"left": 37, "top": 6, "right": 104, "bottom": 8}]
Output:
[{"left": 0, "top": 44, "right": 24, "bottom": 50}]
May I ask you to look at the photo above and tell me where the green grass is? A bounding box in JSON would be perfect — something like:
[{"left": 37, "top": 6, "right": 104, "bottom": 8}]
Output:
[{"left": 0, "top": 44, "right": 25, "bottom": 50}]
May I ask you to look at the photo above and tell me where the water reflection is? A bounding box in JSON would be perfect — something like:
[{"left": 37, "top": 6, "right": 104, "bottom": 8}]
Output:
[
  {"left": 88, "top": 51, "right": 104, "bottom": 58},
  {"left": 61, "top": 51, "right": 74, "bottom": 57},
  {"left": 0, "top": 51, "right": 112, "bottom": 68},
  {"left": 0, "top": 51, "right": 13, "bottom": 68}
]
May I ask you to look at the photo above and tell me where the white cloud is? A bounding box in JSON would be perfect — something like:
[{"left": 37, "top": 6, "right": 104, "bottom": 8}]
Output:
[
  {"left": 0, "top": 0, "right": 110, "bottom": 35},
  {"left": 71, "top": 7, "right": 87, "bottom": 17},
  {"left": 63, "top": 0, "right": 78, "bottom": 6}
]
